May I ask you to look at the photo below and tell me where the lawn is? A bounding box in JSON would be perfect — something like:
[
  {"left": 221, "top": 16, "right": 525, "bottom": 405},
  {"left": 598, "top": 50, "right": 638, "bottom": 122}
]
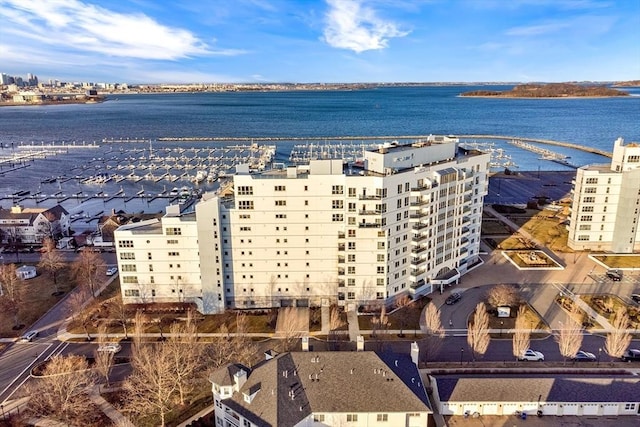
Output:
[
  {"left": 0, "top": 264, "right": 78, "bottom": 337},
  {"left": 358, "top": 296, "right": 431, "bottom": 331},
  {"left": 592, "top": 255, "right": 640, "bottom": 269},
  {"left": 581, "top": 294, "right": 640, "bottom": 327},
  {"left": 504, "top": 250, "right": 562, "bottom": 269},
  {"left": 483, "top": 207, "right": 572, "bottom": 252}
]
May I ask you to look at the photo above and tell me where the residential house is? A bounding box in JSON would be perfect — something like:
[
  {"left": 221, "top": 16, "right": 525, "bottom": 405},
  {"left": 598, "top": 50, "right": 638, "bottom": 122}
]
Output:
[
  {"left": 0, "top": 205, "right": 69, "bottom": 245},
  {"left": 209, "top": 348, "right": 432, "bottom": 427}
]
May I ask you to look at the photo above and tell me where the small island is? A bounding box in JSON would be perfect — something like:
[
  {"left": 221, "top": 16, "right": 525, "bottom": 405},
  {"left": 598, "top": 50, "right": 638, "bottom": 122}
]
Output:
[{"left": 460, "top": 83, "right": 629, "bottom": 98}]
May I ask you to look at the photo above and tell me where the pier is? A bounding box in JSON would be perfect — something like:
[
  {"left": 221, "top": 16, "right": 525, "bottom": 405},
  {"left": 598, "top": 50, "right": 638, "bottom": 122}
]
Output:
[{"left": 456, "top": 134, "right": 612, "bottom": 158}]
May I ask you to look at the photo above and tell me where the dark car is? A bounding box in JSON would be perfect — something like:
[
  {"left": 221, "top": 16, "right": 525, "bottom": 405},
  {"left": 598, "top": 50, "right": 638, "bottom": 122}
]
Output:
[
  {"left": 606, "top": 269, "right": 622, "bottom": 281},
  {"left": 445, "top": 293, "right": 462, "bottom": 305},
  {"left": 631, "top": 294, "right": 640, "bottom": 304},
  {"left": 572, "top": 350, "right": 596, "bottom": 362},
  {"left": 622, "top": 349, "right": 640, "bottom": 362}
]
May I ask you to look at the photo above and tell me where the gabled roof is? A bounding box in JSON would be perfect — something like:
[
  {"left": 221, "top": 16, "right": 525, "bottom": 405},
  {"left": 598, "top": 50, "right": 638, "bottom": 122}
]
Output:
[
  {"left": 435, "top": 375, "right": 640, "bottom": 403},
  {"left": 215, "top": 351, "right": 431, "bottom": 427},
  {"left": 42, "top": 205, "right": 68, "bottom": 221},
  {"left": 209, "top": 363, "right": 250, "bottom": 387}
]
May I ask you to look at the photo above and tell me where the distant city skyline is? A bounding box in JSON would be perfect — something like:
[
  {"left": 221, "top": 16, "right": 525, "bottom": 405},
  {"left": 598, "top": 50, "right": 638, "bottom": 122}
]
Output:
[{"left": 0, "top": 0, "right": 638, "bottom": 84}]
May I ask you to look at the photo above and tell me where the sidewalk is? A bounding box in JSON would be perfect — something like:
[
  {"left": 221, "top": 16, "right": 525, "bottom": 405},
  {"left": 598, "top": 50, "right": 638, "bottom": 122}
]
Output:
[
  {"left": 88, "top": 385, "right": 134, "bottom": 426},
  {"left": 346, "top": 309, "right": 360, "bottom": 342}
]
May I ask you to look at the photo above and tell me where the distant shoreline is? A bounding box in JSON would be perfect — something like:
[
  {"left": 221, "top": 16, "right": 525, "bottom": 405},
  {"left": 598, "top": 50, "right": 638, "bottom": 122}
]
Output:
[{"left": 457, "top": 95, "right": 631, "bottom": 99}]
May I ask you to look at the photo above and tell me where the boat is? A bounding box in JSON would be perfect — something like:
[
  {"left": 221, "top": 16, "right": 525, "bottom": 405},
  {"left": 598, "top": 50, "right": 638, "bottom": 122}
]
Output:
[
  {"left": 193, "top": 170, "right": 207, "bottom": 183},
  {"left": 169, "top": 187, "right": 179, "bottom": 196}
]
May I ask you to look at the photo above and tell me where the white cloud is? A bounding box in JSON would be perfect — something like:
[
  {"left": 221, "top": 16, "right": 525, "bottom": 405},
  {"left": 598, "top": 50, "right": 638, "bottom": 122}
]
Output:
[
  {"left": 0, "top": 0, "right": 242, "bottom": 60},
  {"left": 322, "top": 0, "right": 409, "bottom": 53}
]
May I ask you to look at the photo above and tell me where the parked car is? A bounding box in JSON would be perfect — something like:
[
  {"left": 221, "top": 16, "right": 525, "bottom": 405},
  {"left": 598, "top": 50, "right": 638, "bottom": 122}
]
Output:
[
  {"left": 106, "top": 267, "right": 118, "bottom": 276},
  {"left": 19, "top": 330, "right": 38, "bottom": 342},
  {"left": 621, "top": 349, "right": 640, "bottom": 362},
  {"left": 445, "top": 293, "right": 462, "bottom": 305},
  {"left": 572, "top": 350, "right": 596, "bottom": 362},
  {"left": 97, "top": 343, "right": 122, "bottom": 354},
  {"left": 606, "top": 269, "right": 622, "bottom": 281},
  {"left": 519, "top": 349, "right": 544, "bottom": 361},
  {"left": 631, "top": 294, "right": 640, "bottom": 304}
]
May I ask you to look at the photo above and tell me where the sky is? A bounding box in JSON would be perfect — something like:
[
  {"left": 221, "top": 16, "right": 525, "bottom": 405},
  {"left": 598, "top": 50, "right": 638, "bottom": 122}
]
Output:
[{"left": 0, "top": 0, "right": 639, "bottom": 84}]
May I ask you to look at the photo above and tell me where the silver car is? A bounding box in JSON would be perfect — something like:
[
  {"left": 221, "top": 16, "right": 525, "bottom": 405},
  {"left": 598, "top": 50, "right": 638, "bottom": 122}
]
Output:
[{"left": 519, "top": 349, "right": 544, "bottom": 361}]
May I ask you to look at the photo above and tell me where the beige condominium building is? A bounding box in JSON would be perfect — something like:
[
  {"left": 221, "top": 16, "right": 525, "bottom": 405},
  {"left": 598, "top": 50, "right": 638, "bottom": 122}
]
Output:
[
  {"left": 568, "top": 137, "right": 640, "bottom": 253},
  {"left": 115, "top": 136, "right": 490, "bottom": 314}
]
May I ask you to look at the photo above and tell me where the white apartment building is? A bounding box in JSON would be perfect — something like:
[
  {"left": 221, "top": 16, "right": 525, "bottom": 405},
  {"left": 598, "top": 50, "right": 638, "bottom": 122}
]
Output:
[
  {"left": 115, "top": 136, "right": 489, "bottom": 314},
  {"left": 567, "top": 137, "right": 640, "bottom": 253}
]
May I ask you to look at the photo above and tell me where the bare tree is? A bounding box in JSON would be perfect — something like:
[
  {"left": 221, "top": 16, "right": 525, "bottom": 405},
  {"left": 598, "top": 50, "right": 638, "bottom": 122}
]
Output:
[
  {"left": 107, "top": 295, "right": 130, "bottom": 339},
  {"left": 166, "top": 310, "right": 203, "bottom": 405},
  {"left": 394, "top": 294, "right": 414, "bottom": 337},
  {"left": 486, "top": 284, "right": 520, "bottom": 309},
  {"left": 0, "top": 263, "right": 23, "bottom": 329},
  {"left": 24, "top": 355, "right": 96, "bottom": 425},
  {"left": 203, "top": 324, "right": 235, "bottom": 373},
  {"left": 231, "top": 312, "right": 258, "bottom": 367},
  {"left": 604, "top": 307, "right": 632, "bottom": 360},
  {"left": 124, "top": 342, "right": 177, "bottom": 426},
  {"left": 94, "top": 324, "right": 115, "bottom": 388},
  {"left": 512, "top": 305, "right": 531, "bottom": 360},
  {"left": 66, "top": 287, "right": 90, "bottom": 322},
  {"left": 370, "top": 305, "right": 390, "bottom": 338},
  {"left": 329, "top": 305, "right": 345, "bottom": 331},
  {"left": 38, "top": 237, "right": 65, "bottom": 295},
  {"left": 555, "top": 310, "right": 584, "bottom": 363},
  {"left": 71, "top": 250, "right": 105, "bottom": 297},
  {"left": 277, "top": 306, "right": 308, "bottom": 352},
  {"left": 423, "top": 302, "right": 445, "bottom": 363},
  {"left": 467, "top": 302, "right": 491, "bottom": 361}
]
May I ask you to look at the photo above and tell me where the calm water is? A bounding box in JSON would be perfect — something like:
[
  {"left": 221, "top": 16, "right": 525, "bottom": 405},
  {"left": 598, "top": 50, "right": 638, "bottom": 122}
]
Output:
[{"left": 0, "top": 85, "right": 638, "bottom": 229}]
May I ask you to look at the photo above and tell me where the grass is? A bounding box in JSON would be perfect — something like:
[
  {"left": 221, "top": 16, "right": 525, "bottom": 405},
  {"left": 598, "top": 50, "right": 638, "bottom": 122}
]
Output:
[
  {"left": 581, "top": 294, "right": 640, "bottom": 327},
  {"left": 358, "top": 296, "right": 431, "bottom": 331},
  {"left": 554, "top": 295, "right": 600, "bottom": 329},
  {"left": 0, "top": 264, "right": 77, "bottom": 337},
  {"left": 482, "top": 207, "right": 572, "bottom": 252},
  {"left": 486, "top": 304, "right": 547, "bottom": 333},
  {"left": 592, "top": 255, "right": 640, "bottom": 269}
]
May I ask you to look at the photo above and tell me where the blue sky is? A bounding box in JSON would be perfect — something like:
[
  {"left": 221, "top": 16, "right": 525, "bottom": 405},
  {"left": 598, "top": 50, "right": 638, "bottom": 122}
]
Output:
[{"left": 1, "top": 0, "right": 638, "bottom": 84}]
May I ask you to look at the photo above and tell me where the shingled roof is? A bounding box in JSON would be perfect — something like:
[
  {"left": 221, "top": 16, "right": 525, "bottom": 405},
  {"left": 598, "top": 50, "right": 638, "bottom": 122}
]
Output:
[
  {"left": 212, "top": 351, "right": 431, "bottom": 427},
  {"left": 435, "top": 375, "right": 640, "bottom": 403}
]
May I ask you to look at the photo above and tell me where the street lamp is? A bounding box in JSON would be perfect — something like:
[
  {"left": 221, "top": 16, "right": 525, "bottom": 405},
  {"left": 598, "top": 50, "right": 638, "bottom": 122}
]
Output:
[
  {"left": 460, "top": 348, "right": 464, "bottom": 366},
  {"left": 500, "top": 320, "right": 504, "bottom": 338},
  {"left": 598, "top": 348, "right": 602, "bottom": 366}
]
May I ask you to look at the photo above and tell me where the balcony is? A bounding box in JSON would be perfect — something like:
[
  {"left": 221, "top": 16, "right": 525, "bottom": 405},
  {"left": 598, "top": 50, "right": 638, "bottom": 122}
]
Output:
[
  {"left": 337, "top": 268, "right": 345, "bottom": 276},
  {"left": 412, "top": 246, "right": 427, "bottom": 254},
  {"left": 359, "top": 209, "right": 382, "bottom": 215},
  {"left": 412, "top": 223, "right": 428, "bottom": 230},
  {"left": 412, "top": 234, "right": 428, "bottom": 242},
  {"left": 358, "top": 222, "right": 381, "bottom": 228},
  {"left": 462, "top": 216, "right": 470, "bottom": 224},
  {"left": 461, "top": 226, "right": 470, "bottom": 235},
  {"left": 338, "top": 244, "right": 345, "bottom": 251},
  {"left": 411, "top": 257, "right": 426, "bottom": 267},
  {"left": 463, "top": 206, "right": 471, "bottom": 214},
  {"left": 410, "top": 199, "right": 430, "bottom": 207},
  {"left": 338, "top": 232, "right": 345, "bottom": 239},
  {"left": 337, "top": 279, "right": 345, "bottom": 287},
  {"left": 338, "top": 256, "right": 345, "bottom": 264},
  {"left": 359, "top": 194, "right": 383, "bottom": 200},
  {"left": 460, "top": 237, "right": 469, "bottom": 245}
]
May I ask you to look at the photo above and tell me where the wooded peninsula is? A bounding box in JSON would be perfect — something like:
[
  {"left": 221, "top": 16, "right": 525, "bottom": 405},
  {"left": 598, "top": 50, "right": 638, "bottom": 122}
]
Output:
[{"left": 461, "top": 83, "right": 629, "bottom": 98}]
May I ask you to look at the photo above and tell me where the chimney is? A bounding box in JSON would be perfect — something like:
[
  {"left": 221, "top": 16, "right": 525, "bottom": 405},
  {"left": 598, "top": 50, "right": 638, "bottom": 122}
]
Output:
[
  {"left": 301, "top": 336, "right": 309, "bottom": 351},
  {"left": 233, "top": 368, "right": 247, "bottom": 391},
  {"left": 411, "top": 341, "right": 420, "bottom": 367},
  {"left": 356, "top": 335, "right": 364, "bottom": 351}
]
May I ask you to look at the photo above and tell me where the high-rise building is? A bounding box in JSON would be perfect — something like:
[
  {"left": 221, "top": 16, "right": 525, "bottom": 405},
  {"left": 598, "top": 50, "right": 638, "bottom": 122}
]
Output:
[
  {"left": 567, "top": 137, "right": 640, "bottom": 253},
  {"left": 115, "top": 136, "right": 490, "bottom": 313}
]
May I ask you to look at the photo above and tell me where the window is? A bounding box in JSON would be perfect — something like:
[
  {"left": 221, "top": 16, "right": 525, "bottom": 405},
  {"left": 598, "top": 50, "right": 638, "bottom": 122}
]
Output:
[
  {"left": 348, "top": 202, "right": 356, "bottom": 212},
  {"left": 348, "top": 187, "right": 356, "bottom": 197},
  {"left": 332, "top": 200, "right": 344, "bottom": 209},
  {"left": 585, "top": 177, "right": 598, "bottom": 184},
  {"left": 348, "top": 229, "right": 356, "bottom": 237},
  {"left": 274, "top": 185, "right": 286, "bottom": 191},
  {"left": 238, "top": 200, "right": 254, "bottom": 210},
  {"left": 377, "top": 278, "right": 385, "bottom": 286},
  {"left": 314, "top": 414, "right": 325, "bottom": 422},
  {"left": 346, "top": 414, "right": 358, "bottom": 422},
  {"left": 583, "top": 196, "right": 595, "bottom": 203},
  {"left": 377, "top": 241, "right": 385, "bottom": 249},
  {"left": 580, "top": 215, "right": 592, "bottom": 221},
  {"left": 347, "top": 292, "right": 355, "bottom": 300},
  {"left": 332, "top": 185, "right": 344, "bottom": 194},
  {"left": 578, "top": 235, "right": 590, "bottom": 241},
  {"left": 120, "top": 252, "right": 135, "bottom": 260},
  {"left": 237, "top": 186, "right": 253, "bottom": 195},
  {"left": 166, "top": 227, "right": 182, "bottom": 235},
  {"left": 624, "top": 403, "right": 636, "bottom": 411},
  {"left": 584, "top": 187, "right": 597, "bottom": 194},
  {"left": 348, "top": 278, "right": 355, "bottom": 286},
  {"left": 347, "top": 242, "right": 356, "bottom": 250},
  {"left": 377, "top": 414, "right": 388, "bottom": 422},
  {"left": 348, "top": 254, "right": 356, "bottom": 262},
  {"left": 275, "top": 200, "right": 286, "bottom": 206},
  {"left": 239, "top": 226, "right": 251, "bottom": 231},
  {"left": 347, "top": 266, "right": 355, "bottom": 274},
  {"left": 276, "top": 214, "right": 287, "bottom": 219},
  {"left": 332, "top": 214, "right": 344, "bottom": 222},
  {"left": 124, "top": 289, "right": 140, "bottom": 297},
  {"left": 122, "top": 264, "right": 137, "bottom": 272},
  {"left": 167, "top": 239, "right": 178, "bottom": 244},
  {"left": 118, "top": 240, "right": 133, "bottom": 248},
  {"left": 122, "top": 276, "right": 138, "bottom": 284},
  {"left": 581, "top": 206, "right": 594, "bottom": 212},
  {"left": 579, "top": 224, "right": 591, "bottom": 230},
  {"left": 168, "top": 251, "right": 179, "bottom": 256},
  {"left": 377, "top": 266, "right": 385, "bottom": 274}
]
